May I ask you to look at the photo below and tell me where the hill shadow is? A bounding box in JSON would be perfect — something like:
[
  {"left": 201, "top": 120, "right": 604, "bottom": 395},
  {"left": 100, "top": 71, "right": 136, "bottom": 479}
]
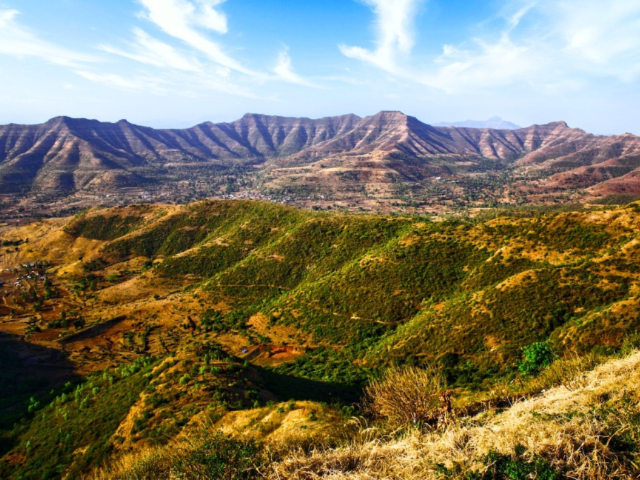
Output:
[
  {"left": 0, "top": 332, "right": 79, "bottom": 456},
  {"left": 258, "top": 367, "right": 363, "bottom": 405}
]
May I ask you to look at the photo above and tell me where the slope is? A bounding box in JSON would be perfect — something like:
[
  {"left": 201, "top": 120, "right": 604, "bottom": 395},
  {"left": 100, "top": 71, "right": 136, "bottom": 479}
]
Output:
[{"left": 2, "top": 200, "right": 640, "bottom": 478}]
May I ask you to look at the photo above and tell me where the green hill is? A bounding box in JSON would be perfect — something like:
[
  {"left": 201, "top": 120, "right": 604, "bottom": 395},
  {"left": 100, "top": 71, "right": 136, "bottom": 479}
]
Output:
[{"left": 2, "top": 199, "right": 640, "bottom": 478}]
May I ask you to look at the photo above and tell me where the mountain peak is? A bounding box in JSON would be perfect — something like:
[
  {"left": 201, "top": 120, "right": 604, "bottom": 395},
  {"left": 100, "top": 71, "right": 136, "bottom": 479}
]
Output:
[
  {"left": 3, "top": 112, "right": 639, "bottom": 207},
  {"left": 371, "top": 110, "right": 408, "bottom": 119},
  {"left": 532, "top": 120, "right": 571, "bottom": 129},
  {"left": 363, "top": 111, "right": 411, "bottom": 126}
]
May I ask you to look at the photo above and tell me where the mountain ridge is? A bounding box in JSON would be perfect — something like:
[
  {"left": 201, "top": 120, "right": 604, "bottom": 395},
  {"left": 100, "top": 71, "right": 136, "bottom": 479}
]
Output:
[{"left": 2, "top": 112, "right": 640, "bottom": 216}]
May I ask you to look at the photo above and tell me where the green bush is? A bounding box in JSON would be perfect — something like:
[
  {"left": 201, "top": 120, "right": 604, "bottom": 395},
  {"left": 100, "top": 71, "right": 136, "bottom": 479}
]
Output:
[
  {"left": 519, "top": 343, "right": 555, "bottom": 376},
  {"left": 473, "top": 448, "right": 560, "bottom": 480},
  {"left": 437, "top": 446, "right": 560, "bottom": 480}
]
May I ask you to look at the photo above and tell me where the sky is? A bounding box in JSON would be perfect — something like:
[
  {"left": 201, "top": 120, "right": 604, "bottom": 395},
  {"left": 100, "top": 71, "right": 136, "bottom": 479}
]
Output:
[{"left": 1, "top": 0, "right": 640, "bottom": 135}]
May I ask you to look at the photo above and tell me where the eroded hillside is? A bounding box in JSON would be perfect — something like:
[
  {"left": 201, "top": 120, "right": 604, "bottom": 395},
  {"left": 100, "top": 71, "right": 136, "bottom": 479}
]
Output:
[{"left": 3, "top": 112, "right": 640, "bottom": 223}]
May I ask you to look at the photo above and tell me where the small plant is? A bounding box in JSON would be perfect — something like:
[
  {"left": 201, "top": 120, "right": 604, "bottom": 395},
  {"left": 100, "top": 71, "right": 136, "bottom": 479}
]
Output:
[
  {"left": 27, "top": 397, "right": 41, "bottom": 414},
  {"left": 519, "top": 342, "right": 556, "bottom": 376},
  {"left": 74, "top": 316, "right": 86, "bottom": 330},
  {"left": 464, "top": 447, "right": 560, "bottom": 480}
]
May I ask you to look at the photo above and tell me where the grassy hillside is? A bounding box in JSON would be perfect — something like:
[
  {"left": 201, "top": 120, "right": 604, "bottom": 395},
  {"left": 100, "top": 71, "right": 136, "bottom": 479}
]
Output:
[
  {"left": 67, "top": 200, "right": 640, "bottom": 383},
  {"left": 2, "top": 199, "right": 640, "bottom": 478},
  {"left": 267, "top": 349, "right": 640, "bottom": 479}
]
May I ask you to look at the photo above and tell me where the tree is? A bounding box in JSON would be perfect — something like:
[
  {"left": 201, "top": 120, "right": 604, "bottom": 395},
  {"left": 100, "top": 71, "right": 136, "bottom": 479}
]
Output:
[{"left": 74, "top": 316, "right": 86, "bottom": 331}]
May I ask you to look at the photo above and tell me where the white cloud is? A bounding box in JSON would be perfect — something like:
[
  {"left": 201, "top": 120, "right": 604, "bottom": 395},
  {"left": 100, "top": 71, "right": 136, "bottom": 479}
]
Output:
[
  {"left": 424, "top": 35, "right": 540, "bottom": 93},
  {"left": 100, "top": 28, "right": 202, "bottom": 72},
  {"left": 0, "top": 9, "right": 97, "bottom": 66},
  {"left": 342, "top": 0, "right": 640, "bottom": 93},
  {"left": 272, "top": 48, "right": 319, "bottom": 87},
  {"left": 551, "top": 0, "right": 640, "bottom": 80},
  {"left": 138, "top": 0, "right": 256, "bottom": 76},
  {"left": 76, "top": 67, "right": 258, "bottom": 98},
  {"left": 96, "top": 1, "right": 317, "bottom": 94},
  {"left": 0, "top": 2, "right": 319, "bottom": 101},
  {"left": 194, "top": 0, "right": 229, "bottom": 33},
  {"left": 340, "top": 0, "right": 424, "bottom": 74}
]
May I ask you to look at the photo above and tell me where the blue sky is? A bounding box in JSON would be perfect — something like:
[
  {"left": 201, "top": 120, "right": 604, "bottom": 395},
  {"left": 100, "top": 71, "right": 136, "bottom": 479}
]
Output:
[{"left": 1, "top": 0, "right": 640, "bottom": 135}]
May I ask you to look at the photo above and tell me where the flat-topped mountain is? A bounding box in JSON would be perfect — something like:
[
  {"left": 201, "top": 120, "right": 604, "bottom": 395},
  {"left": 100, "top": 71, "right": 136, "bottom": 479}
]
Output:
[{"left": 2, "top": 111, "right": 640, "bottom": 213}]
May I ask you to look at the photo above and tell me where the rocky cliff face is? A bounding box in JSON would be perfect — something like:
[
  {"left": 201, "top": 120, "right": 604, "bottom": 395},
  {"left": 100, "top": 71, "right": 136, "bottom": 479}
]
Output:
[{"left": 1, "top": 111, "right": 639, "bottom": 200}]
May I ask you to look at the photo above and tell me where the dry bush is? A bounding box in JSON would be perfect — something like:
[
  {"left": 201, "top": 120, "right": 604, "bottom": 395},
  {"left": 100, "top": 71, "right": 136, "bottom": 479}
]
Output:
[{"left": 363, "top": 365, "right": 447, "bottom": 426}]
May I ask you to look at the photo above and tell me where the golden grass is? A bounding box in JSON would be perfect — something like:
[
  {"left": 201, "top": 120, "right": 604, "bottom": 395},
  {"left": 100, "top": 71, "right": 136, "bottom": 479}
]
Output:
[
  {"left": 84, "top": 402, "right": 343, "bottom": 480},
  {"left": 85, "top": 353, "right": 640, "bottom": 479},
  {"left": 267, "top": 351, "right": 640, "bottom": 479}
]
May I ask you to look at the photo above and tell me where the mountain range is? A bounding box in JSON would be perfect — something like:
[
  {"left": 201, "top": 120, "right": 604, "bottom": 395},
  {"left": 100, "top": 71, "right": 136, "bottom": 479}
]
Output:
[{"left": 2, "top": 111, "right": 640, "bottom": 210}]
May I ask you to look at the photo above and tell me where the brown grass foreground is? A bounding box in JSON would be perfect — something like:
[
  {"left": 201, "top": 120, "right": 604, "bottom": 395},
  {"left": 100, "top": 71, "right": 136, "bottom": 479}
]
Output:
[
  {"left": 86, "top": 351, "right": 640, "bottom": 479},
  {"left": 270, "top": 351, "right": 640, "bottom": 479}
]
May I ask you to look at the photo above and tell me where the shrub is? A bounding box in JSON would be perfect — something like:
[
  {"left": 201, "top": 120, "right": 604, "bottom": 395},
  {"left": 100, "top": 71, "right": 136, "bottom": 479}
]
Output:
[
  {"left": 519, "top": 343, "right": 556, "bottom": 376},
  {"left": 363, "top": 365, "right": 446, "bottom": 426},
  {"left": 463, "top": 447, "right": 561, "bottom": 480},
  {"left": 512, "top": 353, "right": 601, "bottom": 397}
]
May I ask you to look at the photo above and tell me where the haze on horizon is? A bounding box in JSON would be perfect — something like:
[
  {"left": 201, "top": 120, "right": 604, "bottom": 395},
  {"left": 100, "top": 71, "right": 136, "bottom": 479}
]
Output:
[{"left": 0, "top": 0, "right": 639, "bottom": 136}]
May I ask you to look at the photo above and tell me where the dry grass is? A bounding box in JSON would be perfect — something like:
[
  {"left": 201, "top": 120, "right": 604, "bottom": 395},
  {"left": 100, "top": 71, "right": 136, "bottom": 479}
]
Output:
[
  {"left": 363, "top": 365, "right": 447, "bottom": 427},
  {"left": 86, "top": 429, "right": 261, "bottom": 480},
  {"left": 84, "top": 402, "right": 343, "bottom": 480},
  {"left": 267, "top": 351, "right": 640, "bottom": 479},
  {"left": 512, "top": 352, "right": 603, "bottom": 397},
  {"left": 87, "top": 445, "right": 177, "bottom": 480},
  {"left": 84, "top": 353, "right": 640, "bottom": 479}
]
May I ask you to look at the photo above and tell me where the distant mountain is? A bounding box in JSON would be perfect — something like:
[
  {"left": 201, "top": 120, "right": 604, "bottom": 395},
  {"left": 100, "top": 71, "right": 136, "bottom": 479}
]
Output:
[
  {"left": 434, "top": 116, "right": 522, "bottom": 129},
  {"left": 2, "top": 111, "right": 640, "bottom": 207}
]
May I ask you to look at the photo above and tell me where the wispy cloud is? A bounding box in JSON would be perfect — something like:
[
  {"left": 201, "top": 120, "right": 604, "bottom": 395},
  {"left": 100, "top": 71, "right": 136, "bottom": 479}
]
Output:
[
  {"left": 0, "top": 9, "right": 97, "bottom": 66},
  {"left": 137, "top": 0, "right": 256, "bottom": 76},
  {"left": 95, "top": 0, "right": 318, "bottom": 94},
  {"left": 0, "top": 1, "right": 318, "bottom": 100},
  {"left": 342, "top": 0, "right": 640, "bottom": 94},
  {"left": 424, "top": 36, "right": 541, "bottom": 93},
  {"left": 76, "top": 67, "right": 258, "bottom": 98},
  {"left": 340, "top": 0, "right": 424, "bottom": 74},
  {"left": 551, "top": 0, "right": 640, "bottom": 80},
  {"left": 99, "top": 28, "right": 202, "bottom": 72},
  {"left": 272, "top": 48, "right": 319, "bottom": 87},
  {"left": 75, "top": 70, "right": 165, "bottom": 92}
]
